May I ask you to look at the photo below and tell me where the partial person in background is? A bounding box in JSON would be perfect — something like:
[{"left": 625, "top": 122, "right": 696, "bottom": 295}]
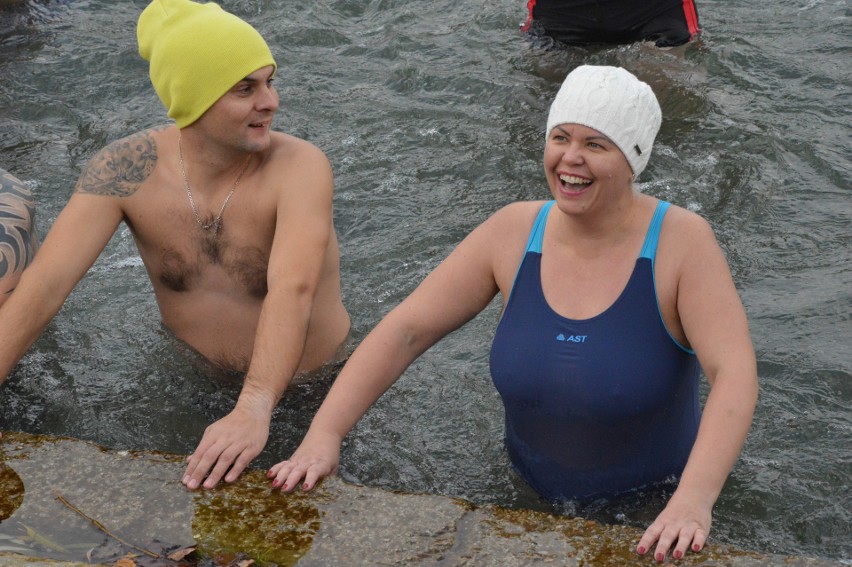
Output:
[
  {"left": 522, "top": 0, "right": 700, "bottom": 48},
  {"left": 0, "top": 0, "right": 350, "bottom": 491},
  {"left": 0, "top": 168, "right": 39, "bottom": 308},
  {"left": 269, "top": 65, "right": 757, "bottom": 563}
]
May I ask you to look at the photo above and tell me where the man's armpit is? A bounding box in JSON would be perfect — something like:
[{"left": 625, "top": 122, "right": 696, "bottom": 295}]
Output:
[{"left": 75, "top": 130, "right": 158, "bottom": 197}]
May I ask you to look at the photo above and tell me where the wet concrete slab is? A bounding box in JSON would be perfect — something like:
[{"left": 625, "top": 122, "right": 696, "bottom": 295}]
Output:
[{"left": 0, "top": 431, "right": 842, "bottom": 566}]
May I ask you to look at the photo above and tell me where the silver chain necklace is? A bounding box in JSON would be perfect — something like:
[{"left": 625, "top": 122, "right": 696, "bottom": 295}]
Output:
[{"left": 178, "top": 136, "right": 251, "bottom": 234}]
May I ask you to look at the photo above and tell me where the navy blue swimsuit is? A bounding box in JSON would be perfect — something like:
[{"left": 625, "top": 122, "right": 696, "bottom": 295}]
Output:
[{"left": 490, "top": 200, "right": 701, "bottom": 501}]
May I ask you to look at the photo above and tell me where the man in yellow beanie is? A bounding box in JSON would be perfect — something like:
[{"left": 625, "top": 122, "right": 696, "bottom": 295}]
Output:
[{"left": 0, "top": 0, "right": 351, "bottom": 490}]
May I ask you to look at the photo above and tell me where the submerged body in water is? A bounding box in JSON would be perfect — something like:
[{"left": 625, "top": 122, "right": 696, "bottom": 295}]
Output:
[
  {"left": 269, "top": 66, "right": 758, "bottom": 562},
  {"left": 0, "top": 0, "right": 351, "bottom": 497},
  {"left": 0, "top": 0, "right": 848, "bottom": 561},
  {"left": 522, "top": 0, "right": 700, "bottom": 48}
]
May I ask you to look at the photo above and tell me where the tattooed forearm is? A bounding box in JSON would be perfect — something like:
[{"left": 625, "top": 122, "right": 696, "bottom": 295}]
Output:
[
  {"left": 75, "top": 129, "right": 159, "bottom": 197},
  {"left": 0, "top": 169, "right": 39, "bottom": 285}
]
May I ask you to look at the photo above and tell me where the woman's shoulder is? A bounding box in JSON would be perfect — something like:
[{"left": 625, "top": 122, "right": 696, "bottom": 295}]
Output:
[
  {"left": 486, "top": 200, "right": 551, "bottom": 227},
  {"left": 656, "top": 200, "right": 724, "bottom": 269},
  {"left": 660, "top": 201, "right": 717, "bottom": 241},
  {"left": 462, "top": 200, "right": 550, "bottom": 251}
]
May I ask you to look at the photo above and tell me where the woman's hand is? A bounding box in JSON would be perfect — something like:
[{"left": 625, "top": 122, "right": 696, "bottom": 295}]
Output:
[
  {"left": 267, "top": 429, "right": 342, "bottom": 492},
  {"left": 636, "top": 491, "right": 712, "bottom": 562}
]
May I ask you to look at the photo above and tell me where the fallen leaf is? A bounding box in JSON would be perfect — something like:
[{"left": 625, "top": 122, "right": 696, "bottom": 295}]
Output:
[
  {"left": 167, "top": 546, "right": 197, "bottom": 561},
  {"left": 114, "top": 553, "right": 138, "bottom": 567},
  {"left": 19, "top": 523, "right": 70, "bottom": 553}
]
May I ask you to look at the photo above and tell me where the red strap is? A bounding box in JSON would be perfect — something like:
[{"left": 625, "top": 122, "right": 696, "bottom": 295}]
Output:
[
  {"left": 521, "top": 0, "right": 537, "bottom": 32},
  {"left": 682, "top": 0, "right": 700, "bottom": 38}
]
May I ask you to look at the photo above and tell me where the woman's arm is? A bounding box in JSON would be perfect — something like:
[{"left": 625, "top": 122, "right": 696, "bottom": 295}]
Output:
[
  {"left": 638, "top": 213, "right": 758, "bottom": 562},
  {"left": 267, "top": 207, "right": 513, "bottom": 491}
]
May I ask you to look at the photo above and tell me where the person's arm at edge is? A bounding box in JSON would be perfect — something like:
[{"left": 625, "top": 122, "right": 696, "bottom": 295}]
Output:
[
  {"left": 182, "top": 142, "right": 336, "bottom": 490},
  {"left": 0, "top": 142, "right": 130, "bottom": 383},
  {"left": 638, "top": 213, "right": 758, "bottom": 562},
  {"left": 267, "top": 206, "right": 508, "bottom": 492},
  {"left": 0, "top": 170, "right": 40, "bottom": 307}
]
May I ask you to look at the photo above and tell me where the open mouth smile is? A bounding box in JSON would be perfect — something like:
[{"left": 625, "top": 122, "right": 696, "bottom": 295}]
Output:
[{"left": 558, "top": 173, "right": 592, "bottom": 194}]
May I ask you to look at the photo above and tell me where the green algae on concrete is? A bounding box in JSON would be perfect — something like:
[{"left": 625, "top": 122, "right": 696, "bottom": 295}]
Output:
[
  {"left": 192, "top": 469, "right": 328, "bottom": 566},
  {"left": 482, "top": 505, "right": 762, "bottom": 566},
  {"left": 0, "top": 463, "right": 23, "bottom": 523},
  {"left": 0, "top": 431, "right": 846, "bottom": 567}
]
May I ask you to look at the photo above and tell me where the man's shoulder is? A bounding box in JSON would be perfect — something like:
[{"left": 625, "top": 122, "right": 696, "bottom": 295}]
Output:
[
  {"left": 266, "top": 132, "right": 332, "bottom": 172},
  {"left": 76, "top": 126, "right": 170, "bottom": 197},
  {"left": 270, "top": 132, "right": 326, "bottom": 158},
  {"left": 102, "top": 124, "right": 170, "bottom": 151}
]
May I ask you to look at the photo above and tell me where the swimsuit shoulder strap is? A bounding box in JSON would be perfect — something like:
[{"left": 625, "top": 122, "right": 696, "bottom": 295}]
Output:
[
  {"left": 499, "top": 201, "right": 555, "bottom": 324},
  {"left": 524, "top": 200, "right": 555, "bottom": 254},
  {"left": 639, "top": 200, "right": 670, "bottom": 262}
]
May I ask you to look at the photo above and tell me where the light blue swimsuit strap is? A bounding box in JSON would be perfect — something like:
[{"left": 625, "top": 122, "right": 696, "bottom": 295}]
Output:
[
  {"left": 526, "top": 200, "right": 669, "bottom": 258},
  {"left": 639, "top": 200, "right": 692, "bottom": 353},
  {"left": 639, "top": 200, "right": 670, "bottom": 262},
  {"left": 525, "top": 200, "right": 555, "bottom": 254},
  {"left": 500, "top": 201, "right": 555, "bottom": 323}
]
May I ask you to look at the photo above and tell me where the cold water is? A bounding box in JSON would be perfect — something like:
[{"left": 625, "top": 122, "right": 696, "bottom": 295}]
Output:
[{"left": 0, "top": 0, "right": 849, "bottom": 561}]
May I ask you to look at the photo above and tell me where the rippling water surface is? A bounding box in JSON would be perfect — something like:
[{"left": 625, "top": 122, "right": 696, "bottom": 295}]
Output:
[{"left": 0, "top": 0, "right": 849, "bottom": 561}]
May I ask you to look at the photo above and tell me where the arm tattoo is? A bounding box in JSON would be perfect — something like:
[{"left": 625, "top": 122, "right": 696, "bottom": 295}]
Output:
[
  {"left": 75, "top": 130, "right": 158, "bottom": 197},
  {"left": 0, "top": 169, "right": 38, "bottom": 282}
]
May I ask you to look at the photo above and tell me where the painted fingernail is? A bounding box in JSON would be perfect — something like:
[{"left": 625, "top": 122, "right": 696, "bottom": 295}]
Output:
[
  {"left": 282, "top": 483, "right": 289, "bottom": 491},
  {"left": 674, "top": 550, "right": 683, "bottom": 559},
  {"left": 637, "top": 546, "right": 646, "bottom": 555},
  {"left": 302, "top": 483, "right": 309, "bottom": 490},
  {"left": 693, "top": 544, "right": 701, "bottom": 552},
  {"left": 655, "top": 552, "right": 664, "bottom": 562}
]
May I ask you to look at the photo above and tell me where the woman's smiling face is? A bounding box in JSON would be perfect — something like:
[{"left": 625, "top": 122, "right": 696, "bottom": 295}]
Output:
[{"left": 544, "top": 123, "right": 634, "bottom": 214}]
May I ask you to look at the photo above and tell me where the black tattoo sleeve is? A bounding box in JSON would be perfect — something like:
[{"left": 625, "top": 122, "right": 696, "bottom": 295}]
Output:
[
  {"left": 0, "top": 169, "right": 38, "bottom": 283},
  {"left": 75, "top": 129, "right": 159, "bottom": 197}
]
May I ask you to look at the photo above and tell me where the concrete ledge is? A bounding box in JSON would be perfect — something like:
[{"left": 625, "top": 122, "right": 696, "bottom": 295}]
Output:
[{"left": 0, "top": 432, "right": 841, "bottom": 566}]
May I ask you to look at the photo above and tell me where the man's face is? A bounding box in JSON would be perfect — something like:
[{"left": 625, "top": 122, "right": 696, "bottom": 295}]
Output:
[{"left": 193, "top": 65, "right": 279, "bottom": 153}]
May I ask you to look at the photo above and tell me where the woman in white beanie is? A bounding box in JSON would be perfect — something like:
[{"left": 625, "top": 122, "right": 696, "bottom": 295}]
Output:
[{"left": 270, "top": 65, "right": 757, "bottom": 562}]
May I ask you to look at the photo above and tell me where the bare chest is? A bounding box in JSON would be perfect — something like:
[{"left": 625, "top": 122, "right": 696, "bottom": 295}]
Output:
[
  {"left": 123, "top": 186, "right": 275, "bottom": 298},
  {"left": 155, "top": 231, "right": 270, "bottom": 297}
]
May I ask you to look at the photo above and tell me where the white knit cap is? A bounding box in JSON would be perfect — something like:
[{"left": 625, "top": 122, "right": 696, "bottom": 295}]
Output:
[{"left": 546, "top": 65, "right": 662, "bottom": 178}]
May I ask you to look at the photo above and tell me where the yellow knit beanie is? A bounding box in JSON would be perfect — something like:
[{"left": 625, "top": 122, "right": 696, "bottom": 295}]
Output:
[{"left": 137, "top": 0, "right": 277, "bottom": 128}]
